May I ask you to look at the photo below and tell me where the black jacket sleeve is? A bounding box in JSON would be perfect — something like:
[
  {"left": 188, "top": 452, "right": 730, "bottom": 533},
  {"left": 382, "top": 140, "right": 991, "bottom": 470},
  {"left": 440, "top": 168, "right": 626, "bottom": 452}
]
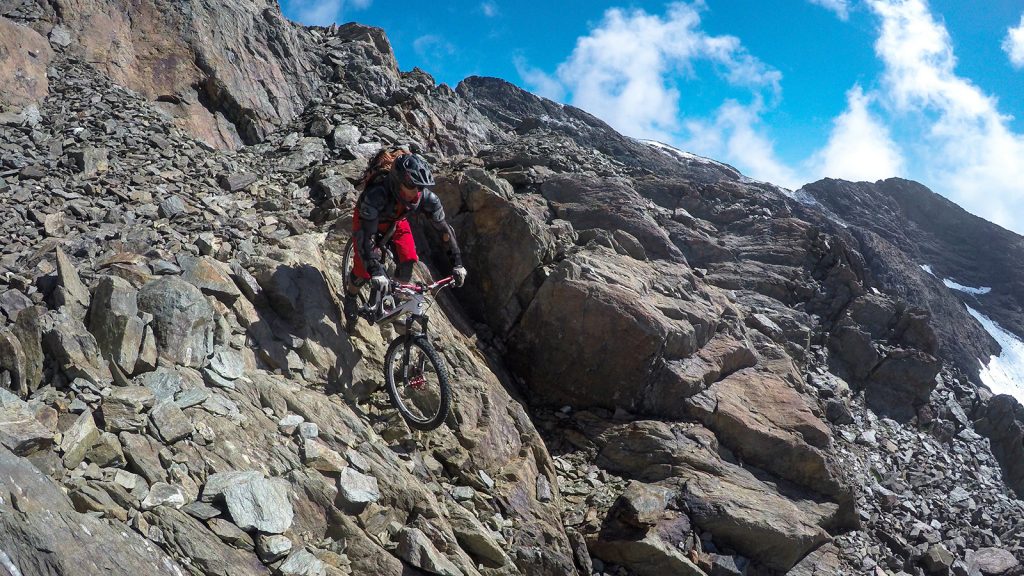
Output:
[
  {"left": 357, "top": 185, "right": 388, "bottom": 276},
  {"left": 420, "top": 190, "right": 462, "bottom": 267}
]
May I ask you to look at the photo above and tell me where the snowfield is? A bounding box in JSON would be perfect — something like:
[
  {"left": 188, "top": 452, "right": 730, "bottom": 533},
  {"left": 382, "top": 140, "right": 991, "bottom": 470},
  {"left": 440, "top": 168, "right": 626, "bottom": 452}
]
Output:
[{"left": 966, "top": 306, "right": 1024, "bottom": 401}]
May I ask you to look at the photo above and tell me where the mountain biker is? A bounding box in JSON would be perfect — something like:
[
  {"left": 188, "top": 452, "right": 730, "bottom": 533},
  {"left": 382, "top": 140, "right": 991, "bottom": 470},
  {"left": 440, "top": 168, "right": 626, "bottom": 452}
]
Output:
[{"left": 343, "top": 153, "right": 466, "bottom": 324}]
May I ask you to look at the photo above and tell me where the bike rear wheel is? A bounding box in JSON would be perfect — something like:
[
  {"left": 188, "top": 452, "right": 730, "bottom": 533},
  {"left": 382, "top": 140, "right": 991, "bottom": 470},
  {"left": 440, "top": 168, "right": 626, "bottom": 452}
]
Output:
[{"left": 384, "top": 335, "right": 451, "bottom": 430}]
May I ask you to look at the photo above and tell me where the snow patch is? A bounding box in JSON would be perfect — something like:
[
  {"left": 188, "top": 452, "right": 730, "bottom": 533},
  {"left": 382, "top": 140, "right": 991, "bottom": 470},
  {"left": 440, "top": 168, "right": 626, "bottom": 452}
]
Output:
[
  {"left": 942, "top": 278, "right": 991, "bottom": 295},
  {"left": 966, "top": 305, "right": 1024, "bottom": 401},
  {"left": 640, "top": 139, "right": 793, "bottom": 193},
  {"left": 790, "top": 187, "right": 821, "bottom": 207},
  {"left": 641, "top": 139, "right": 719, "bottom": 165},
  {"left": 920, "top": 264, "right": 935, "bottom": 276}
]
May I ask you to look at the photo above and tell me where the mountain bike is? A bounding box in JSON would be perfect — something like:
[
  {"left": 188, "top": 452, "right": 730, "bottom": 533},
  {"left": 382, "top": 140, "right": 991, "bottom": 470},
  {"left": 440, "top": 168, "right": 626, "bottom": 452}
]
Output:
[{"left": 342, "top": 236, "right": 453, "bottom": 430}]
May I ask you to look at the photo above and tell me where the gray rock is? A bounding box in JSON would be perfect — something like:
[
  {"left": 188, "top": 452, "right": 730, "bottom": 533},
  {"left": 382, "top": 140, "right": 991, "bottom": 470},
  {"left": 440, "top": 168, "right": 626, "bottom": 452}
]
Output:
[
  {"left": 613, "top": 481, "right": 674, "bottom": 529},
  {"left": 137, "top": 276, "right": 216, "bottom": 368},
  {"left": 0, "top": 399, "right": 54, "bottom": 455},
  {"left": 149, "top": 400, "right": 193, "bottom": 443},
  {"left": 136, "top": 325, "right": 159, "bottom": 373},
  {"left": 209, "top": 347, "right": 244, "bottom": 380},
  {"left": 969, "top": 548, "right": 1020, "bottom": 575},
  {"left": 278, "top": 549, "right": 326, "bottom": 576},
  {"left": 924, "top": 544, "right": 955, "bottom": 573},
  {"left": 55, "top": 247, "right": 89, "bottom": 313},
  {"left": 158, "top": 195, "right": 187, "bottom": 219},
  {"left": 41, "top": 309, "right": 111, "bottom": 385},
  {"left": 0, "top": 449, "right": 186, "bottom": 575},
  {"left": 396, "top": 527, "right": 463, "bottom": 576},
  {"left": 88, "top": 275, "right": 144, "bottom": 375},
  {"left": 0, "top": 328, "right": 28, "bottom": 396},
  {"left": 202, "top": 393, "right": 240, "bottom": 418},
  {"left": 279, "top": 414, "right": 304, "bottom": 434},
  {"left": 330, "top": 124, "right": 360, "bottom": 148},
  {"left": 537, "top": 474, "right": 553, "bottom": 503},
  {"left": 179, "top": 256, "right": 241, "bottom": 303},
  {"left": 201, "top": 470, "right": 264, "bottom": 503},
  {"left": 113, "top": 470, "right": 141, "bottom": 491},
  {"left": 141, "top": 482, "right": 187, "bottom": 510},
  {"left": 101, "top": 386, "right": 155, "bottom": 432},
  {"left": 302, "top": 439, "right": 348, "bottom": 473},
  {"left": 11, "top": 306, "right": 44, "bottom": 393},
  {"left": 85, "top": 432, "right": 126, "bottom": 467},
  {"left": 223, "top": 476, "right": 294, "bottom": 534},
  {"left": 174, "top": 388, "right": 211, "bottom": 409},
  {"left": 136, "top": 368, "right": 184, "bottom": 402},
  {"left": 203, "top": 367, "right": 237, "bottom": 389},
  {"left": 61, "top": 411, "right": 101, "bottom": 469},
  {"left": 218, "top": 173, "right": 257, "bottom": 192},
  {"left": 182, "top": 500, "right": 222, "bottom": 520},
  {"left": 337, "top": 467, "right": 380, "bottom": 506},
  {"left": 208, "top": 518, "right": 255, "bottom": 551},
  {"left": 69, "top": 147, "right": 108, "bottom": 176},
  {"left": 257, "top": 534, "right": 293, "bottom": 563},
  {"left": 119, "top": 432, "right": 167, "bottom": 484},
  {"left": 297, "top": 421, "right": 319, "bottom": 439},
  {"left": 49, "top": 25, "right": 72, "bottom": 48},
  {"left": 0, "top": 289, "right": 33, "bottom": 320}
]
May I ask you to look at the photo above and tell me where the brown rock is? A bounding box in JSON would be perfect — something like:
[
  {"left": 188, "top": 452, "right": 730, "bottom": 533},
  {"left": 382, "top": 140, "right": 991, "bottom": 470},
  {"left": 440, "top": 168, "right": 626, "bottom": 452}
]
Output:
[
  {"left": 686, "top": 369, "right": 853, "bottom": 515},
  {"left": 0, "top": 18, "right": 52, "bottom": 108}
]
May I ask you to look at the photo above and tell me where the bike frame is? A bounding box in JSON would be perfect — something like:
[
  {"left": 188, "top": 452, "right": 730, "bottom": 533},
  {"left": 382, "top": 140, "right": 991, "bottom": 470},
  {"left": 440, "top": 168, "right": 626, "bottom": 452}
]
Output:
[{"left": 370, "top": 276, "right": 455, "bottom": 340}]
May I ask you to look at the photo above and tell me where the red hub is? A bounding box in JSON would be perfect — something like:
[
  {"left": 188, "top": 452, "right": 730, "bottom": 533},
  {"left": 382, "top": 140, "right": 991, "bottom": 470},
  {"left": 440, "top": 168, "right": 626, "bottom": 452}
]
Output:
[{"left": 409, "top": 371, "right": 427, "bottom": 390}]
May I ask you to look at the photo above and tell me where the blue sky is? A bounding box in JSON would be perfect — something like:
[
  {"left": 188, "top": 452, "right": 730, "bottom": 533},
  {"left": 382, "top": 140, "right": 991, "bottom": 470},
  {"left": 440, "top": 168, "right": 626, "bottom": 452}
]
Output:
[{"left": 279, "top": 0, "right": 1024, "bottom": 235}]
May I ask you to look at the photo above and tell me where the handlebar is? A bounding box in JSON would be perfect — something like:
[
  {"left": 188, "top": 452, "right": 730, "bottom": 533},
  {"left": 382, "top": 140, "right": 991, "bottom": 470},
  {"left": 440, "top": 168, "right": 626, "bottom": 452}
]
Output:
[{"left": 393, "top": 276, "right": 455, "bottom": 295}]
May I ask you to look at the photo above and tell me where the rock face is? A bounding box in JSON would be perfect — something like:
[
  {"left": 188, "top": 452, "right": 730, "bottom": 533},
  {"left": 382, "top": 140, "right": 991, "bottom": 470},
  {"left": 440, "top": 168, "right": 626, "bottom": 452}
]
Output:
[
  {"left": 1, "top": 4, "right": 1023, "bottom": 576},
  {"left": 0, "top": 447, "right": 186, "bottom": 575},
  {"left": 0, "top": 17, "right": 52, "bottom": 110}
]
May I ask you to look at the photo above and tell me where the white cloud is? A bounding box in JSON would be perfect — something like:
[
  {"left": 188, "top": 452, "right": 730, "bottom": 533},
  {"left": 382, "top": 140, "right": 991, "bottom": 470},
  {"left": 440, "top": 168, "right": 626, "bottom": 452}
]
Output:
[
  {"left": 683, "top": 98, "right": 800, "bottom": 188},
  {"left": 518, "top": 2, "right": 781, "bottom": 145},
  {"left": 290, "top": 0, "right": 371, "bottom": 26},
  {"left": 1004, "top": 15, "right": 1024, "bottom": 68},
  {"left": 481, "top": 2, "right": 498, "bottom": 17},
  {"left": 866, "top": 0, "right": 1024, "bottom": 233},
  {"left": 413, "top": 35, "right": 456, "bottom": 61},
  {"left": 513, "top": 56, "right": 565, "bottom": 101},
  {"left": 807, "top": 85, "right": 904, "bottom": 182},
  {"left": 808, "top": 0, "right": 850, "bottom": 20}
]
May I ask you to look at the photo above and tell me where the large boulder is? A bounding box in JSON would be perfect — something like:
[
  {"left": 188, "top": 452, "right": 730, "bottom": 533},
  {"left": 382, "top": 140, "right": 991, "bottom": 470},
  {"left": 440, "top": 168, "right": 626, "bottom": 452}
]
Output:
[
  {"left": 88, "top": 275, "right": 146, "bottom": 375},
  {"left": 41, "top": 310, "right": 111, "bottom": 385},
  {"left": 594, "top": 420, "right": 831, "bottom": 572},
  {"left": 508, "top": 248, "right": 724, "bottom": 412},
  {"left": 974, "top": 394, "right": 1024, "bottom": 497},
  {"left": 137, "top": 276, "right": 216, "bottom": 368},
  {"left": 686, "top": 369, "right": 853, "bottom": 511},
  {"left": 432, "top": 169, "right": 560, "bottom": 334}
]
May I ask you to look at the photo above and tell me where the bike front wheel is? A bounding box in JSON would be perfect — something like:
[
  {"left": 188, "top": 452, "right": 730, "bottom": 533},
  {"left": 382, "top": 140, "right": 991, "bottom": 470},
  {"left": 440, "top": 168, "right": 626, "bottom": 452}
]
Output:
[{"left": 384, "top": 335, "right": 451, "bottom": 430}]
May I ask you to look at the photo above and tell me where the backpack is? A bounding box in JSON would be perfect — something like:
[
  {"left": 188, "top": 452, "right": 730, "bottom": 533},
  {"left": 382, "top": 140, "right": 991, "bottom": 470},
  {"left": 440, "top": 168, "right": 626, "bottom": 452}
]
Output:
[{"left": 356, "top": 146, "right": 411, "bottom": 191}]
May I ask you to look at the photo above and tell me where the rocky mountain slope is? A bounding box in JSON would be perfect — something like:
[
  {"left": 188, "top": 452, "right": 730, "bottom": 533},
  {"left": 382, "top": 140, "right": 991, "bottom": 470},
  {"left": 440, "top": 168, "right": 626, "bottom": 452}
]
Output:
[{"left": 2, "top": 1, "right": 1024, "bottom": 575}]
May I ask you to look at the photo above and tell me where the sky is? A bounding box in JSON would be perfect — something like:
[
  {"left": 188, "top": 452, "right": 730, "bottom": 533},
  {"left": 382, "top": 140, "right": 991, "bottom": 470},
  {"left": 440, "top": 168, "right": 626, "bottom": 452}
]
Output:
[{"left": 278, "top": 0, "right": 1024, "bottom": 235}]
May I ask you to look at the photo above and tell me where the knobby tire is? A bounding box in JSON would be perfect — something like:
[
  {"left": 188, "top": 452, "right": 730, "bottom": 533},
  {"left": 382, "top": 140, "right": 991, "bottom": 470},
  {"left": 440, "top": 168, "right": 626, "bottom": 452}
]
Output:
[{"left": 384, "top": 335, "right": 451, "bottom": 430}]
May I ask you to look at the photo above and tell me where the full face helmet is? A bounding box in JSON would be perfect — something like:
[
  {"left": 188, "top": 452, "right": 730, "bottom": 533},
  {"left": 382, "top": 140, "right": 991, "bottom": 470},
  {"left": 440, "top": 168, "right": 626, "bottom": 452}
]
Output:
[{"left": 391, "top": 154, "right": 435, "bottom": 189}]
